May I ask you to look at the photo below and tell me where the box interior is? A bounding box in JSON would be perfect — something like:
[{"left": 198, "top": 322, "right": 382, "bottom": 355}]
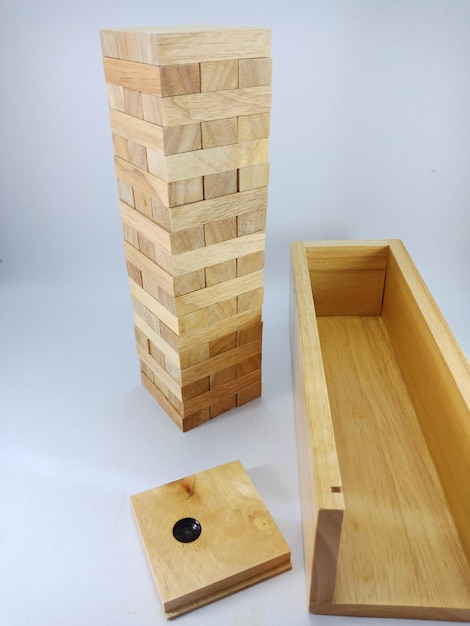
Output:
[{"left": 306, "top": 241, "right": 470, "bottom": 612}]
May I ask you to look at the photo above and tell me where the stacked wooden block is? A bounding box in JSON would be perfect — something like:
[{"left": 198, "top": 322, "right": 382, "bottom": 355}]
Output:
[{"left": 100, "top": 26, "right": 272, "bottom": 431}]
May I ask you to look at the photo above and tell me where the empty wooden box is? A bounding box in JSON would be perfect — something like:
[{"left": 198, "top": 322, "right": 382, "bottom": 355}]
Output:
[
  {"left": 100, "top": 26, "right": 271, "bottom": 431},
  {"left": 290, "top": 239, "right": 470, "bottom": 620}
]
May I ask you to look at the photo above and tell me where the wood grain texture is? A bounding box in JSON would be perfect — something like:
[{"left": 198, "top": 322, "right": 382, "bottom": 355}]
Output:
[
  {"left": 160, "top": 86, "right": 271, "bottom": 126},
  {"left": 382, "top": 240, "right": 470, "bottom": 566},
  {"left": 151, "top": 139, "right": 269, "bottom": 182},
  {"left": 103, "top": 57, "right": 162, "bottom": 94},
  {"left": 201, "top": 117, "right": 238, "bottom": 148},
  {"left": 239, "top": 58, "right": 272, "bottom": 88},
  {"left": 169, "top": 187, "right": 268, "bottom": 232},
  {"left": 131, "top": 460, "right": 290, "bottom": 618},
  {"left": 200, "top": 60, "right": 238, "bottom": 92},
  {"left": 104, "top": 26, "right": 270, "bottom": 65},
  {"left": 290, "top": 239, "right": 470, "bottom": 619}
]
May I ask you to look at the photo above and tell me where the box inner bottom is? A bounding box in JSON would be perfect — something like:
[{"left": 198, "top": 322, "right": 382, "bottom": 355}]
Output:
[{"left": 317, "top": 315, "right": 470, "bottom": 609}]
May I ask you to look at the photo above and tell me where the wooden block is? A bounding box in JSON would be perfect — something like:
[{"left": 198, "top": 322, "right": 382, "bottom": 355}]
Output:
[
  {"left": 142, "top": 93, "right": 164, "bottom": 126},
  {"left": 126, "top": 260, "right": 142, "bottom": 286},
  {"left": 103, "top": 57, "right": 162, "bottom": 94},
  {"left": 142, "top": 368, "right": 209, "bottom": 431},
  {"left": 120, "top": 201, "right": 171, "bottom": 253},
  {"left": 151, "top": 198, "right": 172, "bottom": 230},
  {"left": 161, "top": 139, "right": 269, "bottom": 182},
  {"left": 106, "top": 83, "right": 124, "bottom": 112},
  {"left": 205, "top": 260, "right": 237, "bottom": 287},
  {"left": 117, "top": 178, "right": 134, "bottom": 206},
  {"left": 201, "top": 118, "right": 238, "bottom": 149},
  {"left": 238, "top": 287, "right": 264, "bottom": 313},
  {"left": 204, "top": 217, "right": 237, "bottom": 245},
  {"left": 109, "top": 109, "right": 164, "bottom": 151},
  {"left": 137, "top": 342, "right": 182, "bottom": 399},
  {"left": 170, "top": 187, "right": 268, "bottom": 232},
  {"left": 290, "top": 239, "right": 470, "bottom": 620},
  {"left": 160, "top": 86, "right": 271, "bottom": 126},
  {"left": 237, "top": 207, "right": 267, "bottom": 235},
  {"left": 130, "top": 281, "right": 179, "bottom": 335},
  {"left": 160, "top": 63, "right": 200, "bottom": 96},
  {"left": 210, "top": 394, "right": 237, "bottom": 418},
  {"left": 169, "top": 226, "right": 205, "bottom": 254},
  {"left": 181, "top": 338, "right": 262, "bottom": 386},
  {"left": 237, "top": 353, "right": 262, "bottom": 377},
  {"left": 237, "top": 376, "right": 262, "bottom": 407},
  {"left": 180, "top": 344, "right": 210, "bottom": 369},
  {"left": 181, "top": 377, "right": 210, "bottom": 401},
  {"left": 203, "top": 170, "right": 238, "bottom": 200},
  {"left": 133, "top": 189, "right": 153, "bottom": 219},
  {"left": 115, "top": 30, "right": 140, "bottom": 64},
  {"left": 149, "top": 340, "right": 166, "bottom": 369},
  {"left": 237, "top": 321, "right": 263, "bottom": 346},
  {"left": 168, "top": 177, "right": 204, "bottom": 208},
  {"left": 107, "top": 84, "right": 144, "bottom": 118},
  {"left": 112, "top": 133, "right": 129, "bottom": 161},
  {"left": 163, "top": 124, "right": 201, "bottom": 155},
  {"left": 131, "top": 295, "right": 161, "bottom": 335},
  {"left": 104, "top": 26, "right": 271, "bottom": 65},
  {"left": 123, "top": 221, "right": 139, "bottom": 248},
  {"left": 210, "top": 364, "right": 238, "bottom": 389},
  {"left": 239, "top": 58, "right": 272, "bottom": 88},
  {"left": 159, "top": 321, "right": 179, "bottom": 351},
  {"left": 238, "top": 163, "right": 269, "bottom": 191},
  {"left": 184, "top": 370, "right": 260, "bottom": 416},
  {"left": 124, "top": 240, "right": 175, "bottom": 297},
  {"left": 208, "top": 298, "right": 237, "bottom": 325},
  {"left": 237, "top": 251, "right": 265, "bottom": 276},
  {"left": 173, "top": 232, "right": 264, "bottom": 277},
  {"left": 238, "top": 112, "right": 270, "bottom": 142},
  {"left": 166, "top": 268, "right": 260, "bottom": 320},
  {"left": 140, "top": 360, "right": 155, "bottom": 384},
  {"left": 173, "top": 269, "right": 205, "bottom": 297},
  {"left": 100, "top": 29, "right": 119, "bottom": 57},
  {"left": 115, "top": 156, "right": 169, "bottom": 206},
  {"left": 137, "top": 231, "right": 156, "bottom": 261},
  {"left": 178, "top": 308, "right": 209, "bottom": 336},
  {"left": 127, "top": 140, "right": 148, "bottom": 170},
  {"left": 178, "top": 307, "right": 262, "bottom": 352},
  {"left": 209, "top": 332, "right": 237, "bottom": 357},
  {"left": 200, "top": 60, "right": 238, "bottom": 92}
]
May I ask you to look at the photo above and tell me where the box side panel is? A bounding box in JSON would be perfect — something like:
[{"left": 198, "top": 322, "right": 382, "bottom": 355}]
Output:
[
  {"left": 305, "top": 242, "right": 389, "bottom": 317},
  {"left": 289, "top": 242, "right": 344, "bottom": 608},
  {"left": 382, "top": 240, "right": 470, "bottom": 562}
]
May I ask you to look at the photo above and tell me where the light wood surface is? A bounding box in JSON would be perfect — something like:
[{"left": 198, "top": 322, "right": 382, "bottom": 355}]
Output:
[
  {"left": 101, "top": 26, "right": 271, "bottom": 430},
  {"left": 101, "top": 26, "right": 271, "bottom": 65},
  {"left": 290, "top": 239, "right": 470, "bottom": 619},
  {"left": 131, "top": 460, "right": 291, "bottom": 618}
]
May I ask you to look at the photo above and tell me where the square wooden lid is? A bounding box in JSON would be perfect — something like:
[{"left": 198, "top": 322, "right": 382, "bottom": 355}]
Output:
[{"left": 131, "top": 460, "right": 291, "bottom": 619}]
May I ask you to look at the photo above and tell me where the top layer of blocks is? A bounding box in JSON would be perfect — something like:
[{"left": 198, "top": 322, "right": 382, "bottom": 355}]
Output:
[{"left": 100, "top": 25, "right": 271, "bottom": 66}]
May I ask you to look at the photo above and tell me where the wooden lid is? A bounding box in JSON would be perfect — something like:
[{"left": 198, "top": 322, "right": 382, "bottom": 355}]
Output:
[{"left": 131, "top": 460, "right": 291, "bottom": 619}]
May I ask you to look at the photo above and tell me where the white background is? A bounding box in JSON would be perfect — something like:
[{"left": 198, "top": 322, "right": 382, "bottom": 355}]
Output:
[{"left": 1, "top": 1, "right": 469, "bottom": 625}]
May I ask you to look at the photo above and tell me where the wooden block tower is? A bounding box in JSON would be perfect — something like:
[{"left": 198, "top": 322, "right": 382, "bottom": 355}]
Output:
[{"left": 100, "top": 26, "right": 272, "bottom": 431}]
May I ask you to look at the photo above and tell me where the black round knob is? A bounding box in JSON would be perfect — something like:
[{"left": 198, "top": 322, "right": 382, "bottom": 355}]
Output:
[{"left": 172, "top": 518, "right": 202, "bottom": 543}]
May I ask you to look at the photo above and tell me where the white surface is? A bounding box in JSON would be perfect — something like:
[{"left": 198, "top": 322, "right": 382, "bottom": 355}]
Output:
[{"left": 1, "top": 1, "right": 469, "bottom": 625}]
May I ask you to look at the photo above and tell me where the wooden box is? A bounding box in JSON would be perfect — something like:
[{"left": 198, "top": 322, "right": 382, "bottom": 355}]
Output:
[
  {"left": 100, "top": 26, "right": 271, "bottom": 431},
  {"left": 290, "top": 239, "right": 470, "bottom": 620}
]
